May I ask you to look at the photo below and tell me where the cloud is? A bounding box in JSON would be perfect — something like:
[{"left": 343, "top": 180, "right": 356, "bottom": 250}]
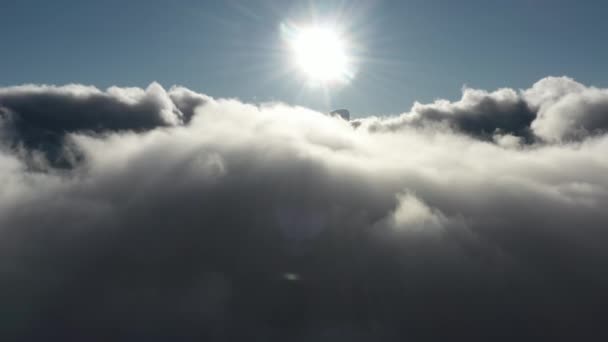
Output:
[
  {"left": 0, "top": 83, "right": 210, "bottom": 166},
  {"left": 1, "top": 77, "right": 608, "bottom": 340},
  {"left": 362, "top": 86, "right": 536, "bottom": 141},
  {"left": 356, "top": 76, "right": 608, "bottom": 144},
  {"left": 526, "top": 77, "right": 608, "bottom": 142}
]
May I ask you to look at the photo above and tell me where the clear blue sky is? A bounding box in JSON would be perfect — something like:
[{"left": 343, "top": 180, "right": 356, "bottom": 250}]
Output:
[{"left": 2, "top": 0, "right": 607, "bottom": 117}]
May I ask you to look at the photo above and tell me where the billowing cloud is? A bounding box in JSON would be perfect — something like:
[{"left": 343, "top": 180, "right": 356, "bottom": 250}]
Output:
[
  {"left": 1, "top": 77, "right": 608, "bottom": 340},
  {"left": 0, "top": 83, "right": 209, "bottom": 165},
  {"left": 363, "top": 86, "right": 536, "bottom": 141},
  {"left": 526, "top": 77, "right": 608, "bottom": 142},
  {"left": 356, "top": 76, "right": 608, "bottom": 144}
]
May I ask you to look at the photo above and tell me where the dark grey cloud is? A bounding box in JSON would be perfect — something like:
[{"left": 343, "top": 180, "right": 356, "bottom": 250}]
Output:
[
  {"left": 0, "top": 83, "right": 209, "bottom": 166},
  {"left": 1, "top": 78, "right": 608, "bottom": 341},
  {"left": 365, "top": 87, "right": 536, "bottom": 141}
]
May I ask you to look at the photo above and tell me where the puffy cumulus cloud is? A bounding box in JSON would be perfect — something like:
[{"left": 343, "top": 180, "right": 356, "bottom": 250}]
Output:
[
  {"left": 526, "top": 77, "right": 608, "bottom": 142},
  {"left": 0, "top": 83, "right": 210, "bottom": 165},
  {"left": 357, "top": 76, "right": 608, "bottom": 144},
  {"left": 1, "top": 78, "right": 608, "bottom": 341},
  {"left": 362, "top": 87, "right": 536, "bottom": 141}
]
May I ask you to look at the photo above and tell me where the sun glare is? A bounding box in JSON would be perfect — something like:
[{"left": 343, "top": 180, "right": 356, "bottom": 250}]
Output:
[{"left": 286, "top": 25, "right": 353, "bottom": 85}]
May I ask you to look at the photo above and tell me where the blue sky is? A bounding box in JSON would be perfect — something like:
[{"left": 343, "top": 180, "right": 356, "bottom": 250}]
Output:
[{"left": 2, "top": 0, "right": 608, "bottom": 117}]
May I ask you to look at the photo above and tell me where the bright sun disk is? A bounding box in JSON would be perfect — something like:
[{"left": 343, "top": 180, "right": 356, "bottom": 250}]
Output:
[{"left": 289, "top": 26, "right": 351, "bottom": 83}]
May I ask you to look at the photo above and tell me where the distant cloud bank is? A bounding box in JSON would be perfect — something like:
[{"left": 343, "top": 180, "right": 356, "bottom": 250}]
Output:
[
  {"left": 356, "top": 76, "right": 608, "bottom": 144},
  {"left": 1, "top": 77, "right": 608, "bottom": 340}
]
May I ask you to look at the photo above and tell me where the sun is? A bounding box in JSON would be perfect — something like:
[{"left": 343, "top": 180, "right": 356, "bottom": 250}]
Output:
[{"left": 285, "top": 25, "right": 354, "bottom": 84}]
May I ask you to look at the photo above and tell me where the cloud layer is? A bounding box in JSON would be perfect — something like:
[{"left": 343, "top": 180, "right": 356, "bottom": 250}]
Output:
[{"left": 1, "top": 77, "right": 608, "bottom": 341}]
